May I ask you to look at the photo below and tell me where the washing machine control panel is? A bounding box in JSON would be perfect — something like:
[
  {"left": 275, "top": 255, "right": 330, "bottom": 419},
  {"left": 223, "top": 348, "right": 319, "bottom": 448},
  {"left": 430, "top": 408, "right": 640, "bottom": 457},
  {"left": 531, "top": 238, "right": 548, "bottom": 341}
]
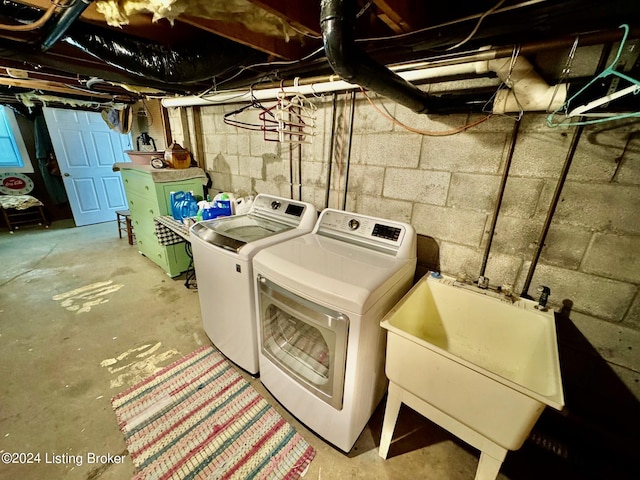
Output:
[
  {"left": 372, "top": 223, "right": 402, "bottom": 241},
  {"left": 252, "top": 194, "right": 309, "bottom": 221},
  {"left": 317, "top": 209, "right": 413, "bottom": 255}
]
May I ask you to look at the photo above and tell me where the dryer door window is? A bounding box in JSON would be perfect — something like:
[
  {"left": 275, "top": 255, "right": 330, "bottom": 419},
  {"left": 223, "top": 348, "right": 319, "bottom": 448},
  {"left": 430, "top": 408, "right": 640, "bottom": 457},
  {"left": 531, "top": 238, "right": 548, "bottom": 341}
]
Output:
[{"left": 258, "top": 275, "right": 348, "bottom": 410}]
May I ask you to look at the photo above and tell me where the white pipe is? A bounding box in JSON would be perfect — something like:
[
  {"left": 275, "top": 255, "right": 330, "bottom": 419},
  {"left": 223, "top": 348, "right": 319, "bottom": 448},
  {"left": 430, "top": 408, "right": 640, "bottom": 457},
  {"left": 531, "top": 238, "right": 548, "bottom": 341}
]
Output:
[
  {"left": 163, "top": 76, "right": 354, "bottom": 108},
  {"left": 161, "top": 63, "right": 480, "bottom": 109},
  {"left": 162, "top": 57, "right": 566, "bottom": 114},
  {"left": 476, "top": 56, "right": 567, "bottom": 114}
]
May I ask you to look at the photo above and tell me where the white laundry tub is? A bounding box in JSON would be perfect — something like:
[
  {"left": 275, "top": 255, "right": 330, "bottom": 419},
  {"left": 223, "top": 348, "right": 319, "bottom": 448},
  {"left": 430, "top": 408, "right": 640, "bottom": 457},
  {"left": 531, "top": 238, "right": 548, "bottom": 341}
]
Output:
[{"left": 379, "top": 273, "right": 564, "bottom": 480}]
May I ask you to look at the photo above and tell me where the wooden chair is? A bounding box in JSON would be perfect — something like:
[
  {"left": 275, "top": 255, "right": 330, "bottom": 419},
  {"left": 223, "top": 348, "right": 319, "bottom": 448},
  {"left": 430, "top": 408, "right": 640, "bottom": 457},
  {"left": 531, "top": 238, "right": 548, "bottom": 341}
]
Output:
[
  {"left": 116, "top": 209, "right": 135, "bottom": 245},
  {"left": 0, "top": 194, "right": 49, "bottom": 233}
]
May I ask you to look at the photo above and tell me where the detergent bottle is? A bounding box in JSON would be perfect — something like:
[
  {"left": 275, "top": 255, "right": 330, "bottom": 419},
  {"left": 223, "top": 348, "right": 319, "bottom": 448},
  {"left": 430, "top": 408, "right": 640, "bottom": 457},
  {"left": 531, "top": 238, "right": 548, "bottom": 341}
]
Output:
[
  {"left": 180, "top": 191, "right": 198, "bottom": 221},
  {"left": 196, "top": 194, "right": 212, "bottom": 221},
  {"left": 169, "top": 191, "right": 185, "bottom": 220},
  {"left": 214, "top": 192, "right": 236, "bottom": 214}
]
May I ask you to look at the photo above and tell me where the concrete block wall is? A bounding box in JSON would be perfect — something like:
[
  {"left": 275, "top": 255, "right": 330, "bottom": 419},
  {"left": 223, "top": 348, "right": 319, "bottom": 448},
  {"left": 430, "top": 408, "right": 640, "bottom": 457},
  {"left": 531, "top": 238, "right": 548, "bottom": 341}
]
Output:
[{"left": 167, "top": 87, "right": 640, "bottom": 426}]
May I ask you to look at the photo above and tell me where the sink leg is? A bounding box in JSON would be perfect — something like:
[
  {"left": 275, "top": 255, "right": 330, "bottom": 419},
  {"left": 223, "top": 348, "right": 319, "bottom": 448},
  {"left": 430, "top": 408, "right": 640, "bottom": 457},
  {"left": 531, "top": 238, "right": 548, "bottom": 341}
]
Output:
[
  {"left": 475, "top": 450, "right": 507, "bottom": 480},
  {"left": 379, "top": 382, "right": 403, "bottom": 459}
]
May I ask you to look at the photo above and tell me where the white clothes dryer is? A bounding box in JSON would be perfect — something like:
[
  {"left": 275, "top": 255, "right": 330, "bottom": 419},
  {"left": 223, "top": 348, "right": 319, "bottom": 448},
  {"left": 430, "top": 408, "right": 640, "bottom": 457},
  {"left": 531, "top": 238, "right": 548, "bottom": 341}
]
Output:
[
  {"left": 190, "top": 194, "right": 316, "bottom": 374},
  {"left": 253, "top": 208, "right": 417, "bottom": 452}
]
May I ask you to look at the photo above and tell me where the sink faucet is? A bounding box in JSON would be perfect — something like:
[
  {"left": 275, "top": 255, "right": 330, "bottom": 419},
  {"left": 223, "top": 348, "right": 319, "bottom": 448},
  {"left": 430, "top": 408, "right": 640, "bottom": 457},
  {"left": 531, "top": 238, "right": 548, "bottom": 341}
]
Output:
[
  {"left": 453, "top": 274, "right": 515, "bottom": 303},
  {"left": 535, "top": 285, "right": 551, "bottom": 311}
]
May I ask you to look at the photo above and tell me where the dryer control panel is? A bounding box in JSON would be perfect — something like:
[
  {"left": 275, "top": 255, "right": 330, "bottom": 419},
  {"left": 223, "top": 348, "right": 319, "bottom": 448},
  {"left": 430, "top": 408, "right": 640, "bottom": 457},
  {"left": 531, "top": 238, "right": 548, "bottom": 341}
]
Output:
[{"left": 315, "top": 209, "right": 416, "bottom": 258}]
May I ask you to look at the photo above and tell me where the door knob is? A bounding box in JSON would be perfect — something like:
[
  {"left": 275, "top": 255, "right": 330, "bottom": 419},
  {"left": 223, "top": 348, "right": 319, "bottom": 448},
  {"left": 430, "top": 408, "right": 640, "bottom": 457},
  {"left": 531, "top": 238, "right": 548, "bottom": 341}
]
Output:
[{"left": 63, "top": 173, "right": 70, "bottom": 177}]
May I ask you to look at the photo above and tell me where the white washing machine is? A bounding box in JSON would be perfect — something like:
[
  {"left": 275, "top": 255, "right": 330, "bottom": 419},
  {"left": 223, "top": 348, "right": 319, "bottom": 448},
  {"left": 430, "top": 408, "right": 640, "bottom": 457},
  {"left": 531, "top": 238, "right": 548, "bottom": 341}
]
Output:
[
  {"left": 190, "top": 194, "right": 316, "bottom": 374},
  {"left": 253, "top": 208, "right": 417, "bottom": 452}
]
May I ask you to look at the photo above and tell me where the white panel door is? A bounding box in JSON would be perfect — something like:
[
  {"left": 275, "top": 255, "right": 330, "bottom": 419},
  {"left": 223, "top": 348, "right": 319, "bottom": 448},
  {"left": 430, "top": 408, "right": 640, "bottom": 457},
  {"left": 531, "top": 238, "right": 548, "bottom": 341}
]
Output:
[{"left": 43, "top": 107, "right": 132, "bottom": 226}]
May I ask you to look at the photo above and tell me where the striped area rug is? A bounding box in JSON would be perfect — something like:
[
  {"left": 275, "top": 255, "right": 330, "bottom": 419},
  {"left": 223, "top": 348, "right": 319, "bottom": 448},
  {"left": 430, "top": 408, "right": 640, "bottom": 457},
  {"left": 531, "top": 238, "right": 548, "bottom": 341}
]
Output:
[{"left": 111, "top": 345, "right": 315, "bottom": 480}]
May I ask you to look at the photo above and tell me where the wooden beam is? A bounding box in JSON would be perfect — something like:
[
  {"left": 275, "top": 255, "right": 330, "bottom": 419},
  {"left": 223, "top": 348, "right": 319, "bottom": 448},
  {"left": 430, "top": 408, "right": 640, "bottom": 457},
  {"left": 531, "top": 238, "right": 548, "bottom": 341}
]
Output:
[
  {"left": 0, "top": 76, "right": 113, "bottom": 98},
  {"left": 178, "top": 15, "right": 305, "bottom": 60},
  {"left": 246, "top": 0, "right": 322, "bottom": 37},
  {"left": 372, "top": 0, "right": 425, "bottom": 33},
  {"left": 161, "top": 105, "right": 173, "bottom": 148},
  {"left": 192, "top": 107, "right": 205, "bottom": 169}
]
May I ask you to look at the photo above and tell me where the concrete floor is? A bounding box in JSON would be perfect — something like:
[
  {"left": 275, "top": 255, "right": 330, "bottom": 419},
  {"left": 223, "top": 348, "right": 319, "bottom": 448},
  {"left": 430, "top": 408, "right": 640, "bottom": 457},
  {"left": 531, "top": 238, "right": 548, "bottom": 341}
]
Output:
[{"left": 0, "top": 221, "right": 588, "bottom": 480}]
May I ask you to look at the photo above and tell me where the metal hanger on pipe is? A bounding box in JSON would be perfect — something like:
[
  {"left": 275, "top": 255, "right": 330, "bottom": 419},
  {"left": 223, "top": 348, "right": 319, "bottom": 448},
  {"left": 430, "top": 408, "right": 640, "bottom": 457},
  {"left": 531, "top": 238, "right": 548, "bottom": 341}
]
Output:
[{"left": 547, "top": 24, "right": 640, "bottom": 127}]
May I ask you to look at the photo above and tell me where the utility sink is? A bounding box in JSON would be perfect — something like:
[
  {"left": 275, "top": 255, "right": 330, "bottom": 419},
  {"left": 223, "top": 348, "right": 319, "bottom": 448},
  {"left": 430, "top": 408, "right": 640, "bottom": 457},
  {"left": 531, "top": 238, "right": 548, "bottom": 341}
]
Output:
[{"left": 379, "top": 272, "right": 564, "bottom": 480}]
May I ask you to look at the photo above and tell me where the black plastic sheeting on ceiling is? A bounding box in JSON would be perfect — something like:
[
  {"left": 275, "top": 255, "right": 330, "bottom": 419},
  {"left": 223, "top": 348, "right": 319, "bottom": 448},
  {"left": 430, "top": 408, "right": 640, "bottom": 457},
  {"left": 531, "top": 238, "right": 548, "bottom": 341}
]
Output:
[{"left": 0, "top": 0, "right": 265, "bottom": 90}]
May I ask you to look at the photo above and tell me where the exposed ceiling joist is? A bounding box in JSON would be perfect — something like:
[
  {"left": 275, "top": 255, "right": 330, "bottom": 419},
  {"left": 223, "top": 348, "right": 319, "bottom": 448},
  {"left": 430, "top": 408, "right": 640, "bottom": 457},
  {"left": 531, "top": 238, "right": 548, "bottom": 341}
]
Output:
[
  {"left": 372, "top": 0, "right": 426, "bottom": 33},
  {"left": 0, "top": 75, "right": 113, "bottom": 97},
  {"left": 0, "top": 0, "right": 639, "bottom": 107},
  {"left": 178, "top": 15, "right": 307, "bottom": 60},
  {"left": 247, "top": 0, "right": 321, "bottom": 37}
]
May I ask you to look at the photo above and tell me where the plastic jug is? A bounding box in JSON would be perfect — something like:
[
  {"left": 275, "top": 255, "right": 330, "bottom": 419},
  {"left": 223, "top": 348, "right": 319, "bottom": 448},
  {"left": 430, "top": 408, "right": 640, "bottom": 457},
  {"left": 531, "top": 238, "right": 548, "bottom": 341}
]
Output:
[
  {"left": 169, "top": 191, "right": 185, "bottom": 220},
  {"left": 213, "top": 192, "right": 236, "bottom": 214},
  {"left": 234, "top": 195, "right": 254, "bottom": 215},
  {"left": 202, "top": 200, "right": 232, "bottom": 220},
  {"left": 180, "top": 191, "right": 198, "bottom": 220}
]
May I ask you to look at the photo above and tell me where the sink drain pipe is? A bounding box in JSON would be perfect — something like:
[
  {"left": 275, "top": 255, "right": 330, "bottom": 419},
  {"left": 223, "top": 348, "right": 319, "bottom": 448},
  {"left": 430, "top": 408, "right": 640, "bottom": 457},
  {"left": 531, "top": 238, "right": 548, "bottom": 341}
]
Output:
[
  {"left": 520, "top": 123, "right": 584, "bottom": 298},
  {"left": 479, "top": 117, "right": 521, "bottom": 278}
]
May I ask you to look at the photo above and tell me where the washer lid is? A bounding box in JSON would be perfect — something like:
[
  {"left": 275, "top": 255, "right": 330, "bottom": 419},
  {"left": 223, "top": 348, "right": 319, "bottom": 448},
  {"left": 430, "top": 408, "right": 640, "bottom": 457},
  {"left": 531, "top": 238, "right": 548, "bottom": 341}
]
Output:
[
  {"left": 190, "top": 194, "right": 317, "bottom": 253},
  {"left": 191, "top": 214, "right": 292, "bottom": 252}
]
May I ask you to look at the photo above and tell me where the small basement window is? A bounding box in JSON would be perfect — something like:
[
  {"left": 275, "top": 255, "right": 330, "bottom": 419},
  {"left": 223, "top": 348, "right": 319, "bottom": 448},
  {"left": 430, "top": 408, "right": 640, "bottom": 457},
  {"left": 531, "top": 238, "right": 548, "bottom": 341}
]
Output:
[{"left": 0, "top": 106, "right": 33, "bottom": 173}]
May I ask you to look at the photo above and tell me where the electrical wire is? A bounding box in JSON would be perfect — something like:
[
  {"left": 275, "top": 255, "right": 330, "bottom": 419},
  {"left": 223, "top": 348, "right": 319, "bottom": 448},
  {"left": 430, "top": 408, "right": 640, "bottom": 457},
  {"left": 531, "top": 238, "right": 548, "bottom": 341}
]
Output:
[
  {"left": 286, "top": 22, "right": 322, "bottom": 40},
  {"left": 197, "top": 46, "right": 326, "bottom": 98},
  {"left": 356, "top": 0, "right": 548, "bottom": 43},
  {"left": 360, "top": 87, "right": 493, "bottom": 136},
  {"left": 232, "top": 46, "right": 325, "bottom": 75},
  {"left": 442, "top": 0, "right": 508, "bottom": 51}
]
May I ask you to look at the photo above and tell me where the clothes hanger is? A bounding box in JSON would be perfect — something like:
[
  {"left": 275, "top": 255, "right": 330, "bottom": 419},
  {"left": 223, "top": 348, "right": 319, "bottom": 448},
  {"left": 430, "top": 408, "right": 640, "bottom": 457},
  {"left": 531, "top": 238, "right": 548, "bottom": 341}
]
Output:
[
  {"left": 275, "top": 78, "right": 317, "bottom": 144},
  {"left": 482, "top": 44, "right": 524, "bottom": 120},
  {"left": 547, "top": 24, "right": 640, "bottom": 127},
  {"left": 223, "top": 85, "right": 279, "bottom": 134}
]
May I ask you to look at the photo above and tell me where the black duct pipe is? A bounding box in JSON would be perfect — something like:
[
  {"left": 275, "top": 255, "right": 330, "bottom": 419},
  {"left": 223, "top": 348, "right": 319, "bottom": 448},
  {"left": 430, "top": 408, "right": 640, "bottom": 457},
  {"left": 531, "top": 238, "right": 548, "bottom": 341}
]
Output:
[
  {"left": 0, "top": 0, "right": 261, "bottom": 87},
  {"left": 320, "top": 0, "right": 433, "bottom": 114},
  {"left": 64, "top": 28, "right": 259, "bottom": 85},
  {"left": 0, "top": 40, "right": 186, "bottom": 93},
  {"left": 41, "top": 0, "right": 93, "bottom": 52}
]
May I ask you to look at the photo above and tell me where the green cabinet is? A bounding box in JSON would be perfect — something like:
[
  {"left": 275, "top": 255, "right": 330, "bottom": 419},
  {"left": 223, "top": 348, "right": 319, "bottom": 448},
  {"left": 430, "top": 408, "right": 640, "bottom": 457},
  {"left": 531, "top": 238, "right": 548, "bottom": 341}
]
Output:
[{"left": 120, "top": 166, "right": 204, "bottom": 277}]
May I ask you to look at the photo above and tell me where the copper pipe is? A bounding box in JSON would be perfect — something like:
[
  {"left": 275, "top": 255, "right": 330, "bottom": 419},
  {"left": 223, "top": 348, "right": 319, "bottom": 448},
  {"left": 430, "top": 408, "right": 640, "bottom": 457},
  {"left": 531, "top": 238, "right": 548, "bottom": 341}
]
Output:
[{"left": 0, "top": 3, "right": 58, "bottom": 32}]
